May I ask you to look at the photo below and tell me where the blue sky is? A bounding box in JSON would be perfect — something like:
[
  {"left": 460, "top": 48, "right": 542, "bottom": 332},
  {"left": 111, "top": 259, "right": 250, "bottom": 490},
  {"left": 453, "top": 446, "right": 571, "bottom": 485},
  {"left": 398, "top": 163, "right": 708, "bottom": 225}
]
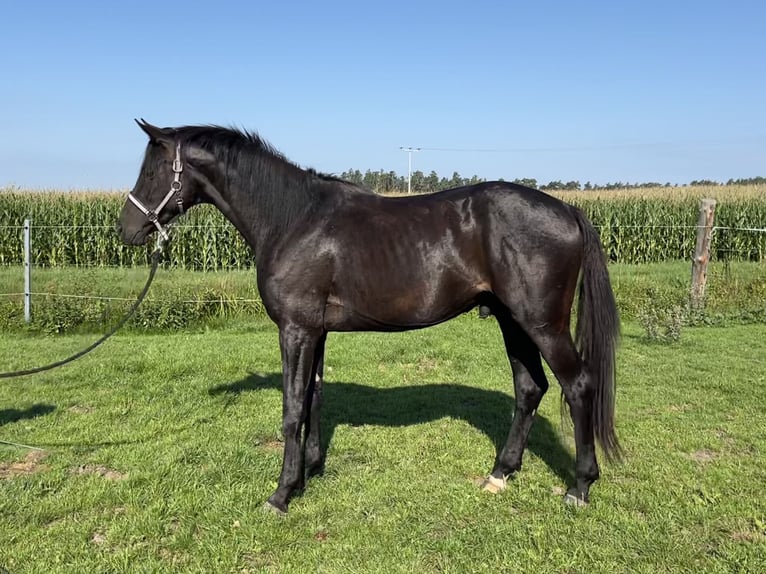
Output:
[{"left": 1, "top": 0, "right": 764, "bottom": 189}]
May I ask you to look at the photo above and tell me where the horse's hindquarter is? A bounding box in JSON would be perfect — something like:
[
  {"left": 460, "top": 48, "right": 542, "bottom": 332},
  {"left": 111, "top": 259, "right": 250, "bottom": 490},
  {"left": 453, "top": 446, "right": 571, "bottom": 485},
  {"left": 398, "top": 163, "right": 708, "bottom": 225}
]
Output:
[
  {"left": 323, "top": 193, "right": 488, "bottom": 331},
  {"left": 481, "top": 187, "right": 583, "bottom": 327}
]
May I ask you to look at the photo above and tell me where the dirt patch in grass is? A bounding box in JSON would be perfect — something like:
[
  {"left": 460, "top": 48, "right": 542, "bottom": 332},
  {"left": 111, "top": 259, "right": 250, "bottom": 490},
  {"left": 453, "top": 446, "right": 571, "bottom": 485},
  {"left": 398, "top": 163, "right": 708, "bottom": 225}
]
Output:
[
  {"left": 71, "top": 464, "right": 127, "bottom": 481},
  {"left": 67, "top": 405, "right": 94, "bottom": 414},
  {"left": 730, "top": 530, "right": 766, "bottom": 543},
  {"left": 689, "top": 449, "right": 717, "bottom": 464},
  {"left": 0, "top": 450, "right": 48, "bottom": 478},
  {"left": 90, "top": 530, "right": 107, "bottom": 545},
  {"left": 255, "top": 437, "right": 284, "bottom": 451},
  {"left": 667, "top": 403, "right": 694, "bottom": 413},
  {"left": 417, "top": 357, "right": 440, "bottom": 373}
]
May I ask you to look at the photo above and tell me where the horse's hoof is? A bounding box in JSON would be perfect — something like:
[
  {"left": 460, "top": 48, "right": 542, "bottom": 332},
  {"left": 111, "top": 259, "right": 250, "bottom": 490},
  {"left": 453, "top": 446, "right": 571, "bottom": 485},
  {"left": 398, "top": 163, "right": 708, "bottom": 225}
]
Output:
[
  {"left": 563, "top": 491, "right": 589, "bottom": 508},
  {"left": 475, "top": 474, "right": 507, "bottom": 494},
  {"left": 262, "top": 501, "right": 287, "bottom": 516},
  {"left": 305, "top": 460, "right": 326, "bottom": 479}
]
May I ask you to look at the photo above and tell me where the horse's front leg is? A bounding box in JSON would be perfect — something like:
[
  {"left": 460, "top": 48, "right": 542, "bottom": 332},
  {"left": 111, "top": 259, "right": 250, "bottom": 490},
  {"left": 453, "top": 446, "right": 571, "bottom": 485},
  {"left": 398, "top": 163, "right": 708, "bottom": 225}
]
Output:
[{"left": 265, "top": 323, "right": 322, "bottom": 514}]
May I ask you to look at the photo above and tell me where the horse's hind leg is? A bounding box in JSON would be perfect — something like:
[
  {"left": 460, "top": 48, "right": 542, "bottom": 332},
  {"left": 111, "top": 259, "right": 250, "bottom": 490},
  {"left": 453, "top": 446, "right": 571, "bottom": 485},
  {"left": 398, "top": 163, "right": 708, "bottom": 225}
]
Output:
[
  {"left": 533, "top": 329, "right": 599, "bottom": 505},
  {"left": 482, "top": 309, "right": 549, "bottom": 492},
  {"left": 304, "top": 333, "right": 327, "bottom": 479}
]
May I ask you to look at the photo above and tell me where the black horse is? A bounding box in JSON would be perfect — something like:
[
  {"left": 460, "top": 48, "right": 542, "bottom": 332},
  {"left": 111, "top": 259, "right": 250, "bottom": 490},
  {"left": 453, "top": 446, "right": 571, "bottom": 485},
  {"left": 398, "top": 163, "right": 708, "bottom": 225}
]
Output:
[{"left": 118, "top": 121, "right": 620, "bottom": 514}]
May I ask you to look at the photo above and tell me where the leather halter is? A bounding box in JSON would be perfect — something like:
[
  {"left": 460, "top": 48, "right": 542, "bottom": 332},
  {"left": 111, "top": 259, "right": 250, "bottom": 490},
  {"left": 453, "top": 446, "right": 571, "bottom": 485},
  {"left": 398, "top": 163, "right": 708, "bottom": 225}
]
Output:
[{"left": 127, "top": 142, "right": 185, "bottom": 241}]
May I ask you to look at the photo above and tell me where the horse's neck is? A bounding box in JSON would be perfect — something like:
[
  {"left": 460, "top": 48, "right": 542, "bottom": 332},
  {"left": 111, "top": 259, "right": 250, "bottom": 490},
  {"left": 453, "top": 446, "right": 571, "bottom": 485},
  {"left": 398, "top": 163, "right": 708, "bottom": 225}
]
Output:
[{"left": 210, "top": 159, "right": 313, "bottom": 262}]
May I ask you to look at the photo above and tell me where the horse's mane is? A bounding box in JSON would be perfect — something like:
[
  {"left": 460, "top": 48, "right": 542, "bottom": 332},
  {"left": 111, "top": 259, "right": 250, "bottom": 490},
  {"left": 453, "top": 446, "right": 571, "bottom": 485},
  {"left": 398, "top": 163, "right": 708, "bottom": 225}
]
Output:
[
  {"left": 168, "top": 125, "right": 370, "bottom": 232},
  {"left": 173, "top": 125, "right": 355, "bottom": 185}
]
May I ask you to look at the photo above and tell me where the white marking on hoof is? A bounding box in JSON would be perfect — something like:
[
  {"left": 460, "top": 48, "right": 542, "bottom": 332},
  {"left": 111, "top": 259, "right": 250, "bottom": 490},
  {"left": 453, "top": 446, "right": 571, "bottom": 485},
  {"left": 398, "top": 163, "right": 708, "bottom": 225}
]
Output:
[
  {"left": 478, "top": 474, "right": 508, "bottom": 494},
  {"left": 262, "top": 501, "right": 286, "bottom": 516},
  {"left": 563, "top": 493, "right": 588, "bottom": 507}
]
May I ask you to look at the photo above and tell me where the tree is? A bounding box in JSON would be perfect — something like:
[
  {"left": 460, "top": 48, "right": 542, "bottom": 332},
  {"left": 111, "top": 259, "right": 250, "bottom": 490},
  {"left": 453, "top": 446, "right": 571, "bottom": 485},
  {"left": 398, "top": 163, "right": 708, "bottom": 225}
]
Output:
[
  {"left": 410, "top": 170, "right": 426, "bottom": 194},
  {"left": 564, "top": 180, "right": 581, "bottom": 191},
  {"left": 449, "top": 171, "right": 464, "bottom": 188},
  {"left": 512, "top": 178, "right": 538, "bottom": 189},
  {"left": 690, "top": 179, "right": 720, "bottom": 186},
  {"left": 541, "top": 180, "right": 565, "bottom": 191},
  {"left": 426, "top": 170, "right": 439, "bottom": 192}
]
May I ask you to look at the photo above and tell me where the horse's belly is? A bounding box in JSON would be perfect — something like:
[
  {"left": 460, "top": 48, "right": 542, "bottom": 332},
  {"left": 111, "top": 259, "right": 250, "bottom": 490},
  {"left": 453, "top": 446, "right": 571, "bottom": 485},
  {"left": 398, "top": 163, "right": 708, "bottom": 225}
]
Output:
[{"left": 322, "top": 281, "right": 481, "bottom": 332}]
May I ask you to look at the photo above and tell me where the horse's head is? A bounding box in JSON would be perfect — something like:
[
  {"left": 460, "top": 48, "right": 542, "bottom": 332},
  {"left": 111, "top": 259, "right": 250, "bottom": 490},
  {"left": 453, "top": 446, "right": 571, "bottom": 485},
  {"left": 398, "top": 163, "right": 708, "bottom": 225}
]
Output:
[{"left": 118, "top": 119, "right": 213, "bottom": 245}]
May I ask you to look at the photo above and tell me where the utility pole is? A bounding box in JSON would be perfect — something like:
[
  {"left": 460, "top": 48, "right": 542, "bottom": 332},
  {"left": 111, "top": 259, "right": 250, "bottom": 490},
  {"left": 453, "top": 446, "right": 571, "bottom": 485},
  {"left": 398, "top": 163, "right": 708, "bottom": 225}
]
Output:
[{"left": 399, "top": 146, "right": 421, "bottom": 194}]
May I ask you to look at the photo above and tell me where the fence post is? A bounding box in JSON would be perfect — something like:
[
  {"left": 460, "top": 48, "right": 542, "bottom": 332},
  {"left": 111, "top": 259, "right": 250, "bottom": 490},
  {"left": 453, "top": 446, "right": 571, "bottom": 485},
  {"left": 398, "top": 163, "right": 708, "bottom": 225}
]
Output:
[
  {"left": 690, "top": 199, "right": 716, "bottom": 310},
  {"left": 24, "top": 219, "right": 32, "bottom": 323}
]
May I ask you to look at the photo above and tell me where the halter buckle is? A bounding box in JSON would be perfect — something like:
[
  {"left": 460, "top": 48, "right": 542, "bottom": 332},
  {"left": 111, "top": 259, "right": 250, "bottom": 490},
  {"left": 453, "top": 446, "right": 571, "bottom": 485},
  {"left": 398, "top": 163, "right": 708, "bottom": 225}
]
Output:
[{"left": 172, "top": 142, "right": 183, "bottom": 173}]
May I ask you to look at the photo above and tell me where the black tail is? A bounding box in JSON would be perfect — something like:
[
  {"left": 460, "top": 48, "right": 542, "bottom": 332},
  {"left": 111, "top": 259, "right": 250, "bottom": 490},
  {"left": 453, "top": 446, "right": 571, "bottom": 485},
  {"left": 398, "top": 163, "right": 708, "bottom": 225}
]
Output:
[{"left": 573, "top": 209, "right": 622, "bottom": 461}]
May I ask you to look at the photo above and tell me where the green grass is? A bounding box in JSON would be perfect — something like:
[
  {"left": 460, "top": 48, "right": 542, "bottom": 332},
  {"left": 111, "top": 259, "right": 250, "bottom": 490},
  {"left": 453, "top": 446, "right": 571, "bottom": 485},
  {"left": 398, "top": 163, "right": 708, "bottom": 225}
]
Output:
[
  {"left": 1, "top": 317, "right": 765, "bottom": 573},
  {"left": 0, "top": 267, "right": 265, "bottom": 334},
  {"left": 0, "top": 265, "right": 260, "bottom": 300},
  {"left": 609, "top": 260, "right": 766, "bottom": 323},
  {"left": 1, "top": 261, "right": 764, "bottom": 335}
]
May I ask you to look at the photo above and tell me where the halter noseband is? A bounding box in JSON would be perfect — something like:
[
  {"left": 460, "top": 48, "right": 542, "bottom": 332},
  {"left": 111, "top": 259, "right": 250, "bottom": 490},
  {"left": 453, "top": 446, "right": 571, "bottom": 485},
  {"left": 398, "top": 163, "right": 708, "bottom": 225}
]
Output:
[{"left": 127, "top": 142, "right": 185, "bottom": 241}]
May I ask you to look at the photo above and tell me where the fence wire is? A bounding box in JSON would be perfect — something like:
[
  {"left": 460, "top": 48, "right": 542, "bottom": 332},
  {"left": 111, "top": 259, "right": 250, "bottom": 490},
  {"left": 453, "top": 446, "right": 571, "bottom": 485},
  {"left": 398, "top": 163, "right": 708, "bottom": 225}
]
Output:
[
  {"left": 24, "top": 292, "right": 262, "bottom": 304},
  {"left": 0, "top": 223, "right": 763, "bottom": 321}
]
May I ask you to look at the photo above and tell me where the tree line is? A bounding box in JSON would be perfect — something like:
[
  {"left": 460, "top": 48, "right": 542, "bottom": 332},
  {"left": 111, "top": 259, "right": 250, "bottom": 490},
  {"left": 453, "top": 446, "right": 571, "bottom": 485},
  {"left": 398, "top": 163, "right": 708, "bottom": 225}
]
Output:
[{"left": 337, "top": 169, "right": 766, "bottom": 194}]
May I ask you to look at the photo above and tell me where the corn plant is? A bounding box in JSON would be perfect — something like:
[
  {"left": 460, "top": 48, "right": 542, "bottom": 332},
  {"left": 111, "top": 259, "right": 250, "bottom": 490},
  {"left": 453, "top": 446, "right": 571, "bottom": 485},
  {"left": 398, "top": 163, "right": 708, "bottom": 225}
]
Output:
[{"left": 1, "top": 186, "right": 764, "bottom": 267}]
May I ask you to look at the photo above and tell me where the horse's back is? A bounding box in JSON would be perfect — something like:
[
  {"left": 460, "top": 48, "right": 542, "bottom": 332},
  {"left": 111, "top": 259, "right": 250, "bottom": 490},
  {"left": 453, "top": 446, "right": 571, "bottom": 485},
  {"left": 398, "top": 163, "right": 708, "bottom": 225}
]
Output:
[{"left": 313, "top": 182, "right": 581, "bottom": 331}]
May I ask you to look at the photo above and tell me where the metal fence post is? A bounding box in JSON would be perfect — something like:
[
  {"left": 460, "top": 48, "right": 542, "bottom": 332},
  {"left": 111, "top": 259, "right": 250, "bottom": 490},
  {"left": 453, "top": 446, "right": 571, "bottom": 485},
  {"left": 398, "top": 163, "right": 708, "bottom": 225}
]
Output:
[{"left": 24, "top": 219, "right": 31, "bottom": 322}]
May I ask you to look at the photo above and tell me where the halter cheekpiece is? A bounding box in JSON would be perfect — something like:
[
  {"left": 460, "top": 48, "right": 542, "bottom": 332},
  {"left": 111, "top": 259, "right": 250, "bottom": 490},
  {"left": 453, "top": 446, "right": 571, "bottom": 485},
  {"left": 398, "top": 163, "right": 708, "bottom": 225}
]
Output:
[{"left": 127, "top": 142, "right": 185, "bottom": 241}]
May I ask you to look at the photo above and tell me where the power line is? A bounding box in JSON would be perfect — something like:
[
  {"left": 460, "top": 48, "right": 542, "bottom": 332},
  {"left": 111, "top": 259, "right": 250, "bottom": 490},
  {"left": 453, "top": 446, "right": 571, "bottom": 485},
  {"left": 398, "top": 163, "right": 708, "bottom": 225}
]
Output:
[
  {"left": 416, "top": 144, "right": 665, "bottom": 153},
  {"left": 412, "top": 137, "right": 766, "bottom": 154}
]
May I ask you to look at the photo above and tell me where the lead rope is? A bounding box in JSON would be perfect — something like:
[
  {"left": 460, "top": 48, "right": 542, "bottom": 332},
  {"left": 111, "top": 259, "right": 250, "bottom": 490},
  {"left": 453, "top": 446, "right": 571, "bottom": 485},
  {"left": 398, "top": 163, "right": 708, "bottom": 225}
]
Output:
[{"left": 0, "top": 245, "right": 164, "bottom": 379}]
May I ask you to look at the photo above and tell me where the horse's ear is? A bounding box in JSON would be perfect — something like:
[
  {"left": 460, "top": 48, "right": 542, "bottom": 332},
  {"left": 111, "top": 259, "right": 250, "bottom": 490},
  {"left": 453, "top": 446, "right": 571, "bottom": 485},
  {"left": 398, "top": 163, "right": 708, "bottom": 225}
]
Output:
[{"left": 135, "top": 118, "right": 170, "bottom": 144}]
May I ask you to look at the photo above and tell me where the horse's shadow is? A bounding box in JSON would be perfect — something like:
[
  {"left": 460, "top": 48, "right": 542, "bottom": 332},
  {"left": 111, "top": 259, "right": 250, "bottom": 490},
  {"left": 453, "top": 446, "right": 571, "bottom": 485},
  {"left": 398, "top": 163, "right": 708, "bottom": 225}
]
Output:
[
  {"left": 0, "top": 404, "right": 56, "bottom": 427},
  {"left": 210, "top": 373, "right": 575, "bottom": 486}
]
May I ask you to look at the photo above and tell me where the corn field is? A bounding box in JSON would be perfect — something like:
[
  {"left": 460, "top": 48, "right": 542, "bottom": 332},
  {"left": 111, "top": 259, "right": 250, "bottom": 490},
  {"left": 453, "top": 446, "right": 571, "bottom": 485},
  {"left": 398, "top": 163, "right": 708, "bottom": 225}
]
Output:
[{"left": 0, "top": 187, "right": 764, "bottom": 268}]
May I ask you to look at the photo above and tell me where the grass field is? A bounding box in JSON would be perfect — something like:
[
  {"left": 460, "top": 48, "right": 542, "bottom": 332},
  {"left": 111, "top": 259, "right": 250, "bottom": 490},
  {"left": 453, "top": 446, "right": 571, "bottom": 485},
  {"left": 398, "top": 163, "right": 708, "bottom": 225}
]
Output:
[
  {"left": 1, "top": 316, "right": 765, "bottom": 573},
  {"left": 2, "top": 261, "right": 765, "bottom": 335}
]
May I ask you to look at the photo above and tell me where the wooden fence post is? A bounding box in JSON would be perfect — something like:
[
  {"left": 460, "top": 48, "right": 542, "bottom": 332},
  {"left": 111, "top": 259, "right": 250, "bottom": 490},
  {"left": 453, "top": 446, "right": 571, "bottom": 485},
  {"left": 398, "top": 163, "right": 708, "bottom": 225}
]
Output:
[{"left": 690, "top": 199, "right": 716, "bottom": 310}]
